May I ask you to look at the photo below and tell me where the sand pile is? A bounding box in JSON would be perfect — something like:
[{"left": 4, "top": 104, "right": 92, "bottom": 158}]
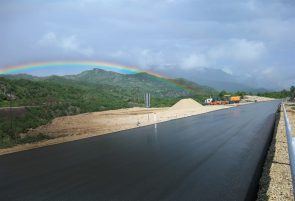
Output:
[{"left": 169, "top": 98, "right": 203, "bottom": 110}]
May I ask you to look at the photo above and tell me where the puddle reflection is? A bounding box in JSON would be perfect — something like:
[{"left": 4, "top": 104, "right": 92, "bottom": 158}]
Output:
[{"left": 146, "top": 124, "right": 158, "bottom": 144}]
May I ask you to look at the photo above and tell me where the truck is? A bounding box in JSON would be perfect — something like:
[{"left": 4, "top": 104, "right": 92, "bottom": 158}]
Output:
[
  {"left": 204, "top": 97, "right": 229, "bottom": 105},
  {"left": 229, "top": 96, "right": 241, "bottom": 103},
  {"left": 204, "top": 96, "right": 241, "bottom": 105},
  {"left": 204, "top": 97, "right": 213, "bottom": 105}
]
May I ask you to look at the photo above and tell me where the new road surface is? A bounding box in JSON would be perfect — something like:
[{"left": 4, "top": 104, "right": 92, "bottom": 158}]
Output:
[{"left": 0, "top": 101, "right": 280, "bottom": 201}]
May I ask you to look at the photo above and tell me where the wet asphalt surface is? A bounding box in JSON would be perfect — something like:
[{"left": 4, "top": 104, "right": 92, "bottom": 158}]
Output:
[{"left": 0, "top": 101, "right": 280, "bottom": 201}]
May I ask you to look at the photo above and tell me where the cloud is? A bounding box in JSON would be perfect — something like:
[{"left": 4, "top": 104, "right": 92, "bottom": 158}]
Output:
[
  {"left": 180, "top": 54, "right": 208, "bottom": 70},
  {"left": 173, "top": 39, "right": 266, "bottom": 72},
  {"left": 209, "top": 39, "right": 266, "bottom": 63},
  {"left": 38, "top": 32, "right": 94, "bottom": 56},
  {"left": 137, "top": 49, "right": 167, "bottom": 69},
  {"left": 222, "top": 68, "right": 233, "bottom": 75},
  {"left": 38, "top": 32, "right": 57, "bottom": 45}
]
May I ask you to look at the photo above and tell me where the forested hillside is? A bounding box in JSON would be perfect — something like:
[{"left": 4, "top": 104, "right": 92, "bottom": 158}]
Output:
[{"left": 0, "top": 69, "right": 217, "bottom": 147}]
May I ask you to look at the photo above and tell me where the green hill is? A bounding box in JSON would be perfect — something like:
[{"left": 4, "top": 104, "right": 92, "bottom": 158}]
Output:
[
  {"left": 0, "top": 69, "right": 217, "bottom": 147},
  {"left": 60, "top": 70, "right": 189, "bottom": 98},
  {"left": 1, "top": 69, "right": 217, "bottom": 106}
]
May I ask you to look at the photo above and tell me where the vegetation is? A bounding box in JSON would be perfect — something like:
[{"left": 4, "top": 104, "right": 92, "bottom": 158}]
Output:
[
  {"left": 257, "top": 86, "right": 294, "bottom": 99},
  {"left": 0, "top": 133, "right": 52, "bottom": 149},
  {"left": 0, "top": 69, "right": 218, "bottom": 147},
  {"left": 217, "top": 87, "right": 295, "bottom": 100},
  {"left": 0, "top": 107, "right": 56, "bottom": 147},
  {"left": 217, "top": 90, "right": 247, "bottom": 99}
]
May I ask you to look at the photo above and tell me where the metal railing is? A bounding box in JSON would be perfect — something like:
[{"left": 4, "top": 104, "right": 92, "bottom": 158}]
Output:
[{"left": 282, "top": 103, "right": 295, "bottom": 197}]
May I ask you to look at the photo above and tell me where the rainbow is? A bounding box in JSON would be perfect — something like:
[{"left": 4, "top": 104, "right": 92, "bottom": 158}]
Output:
[
  {"left": 1, "top": 61, "right": 144, "bottom": 75},
  {"left": 0, "top": 61, "right": 192, "bottom": 94}
]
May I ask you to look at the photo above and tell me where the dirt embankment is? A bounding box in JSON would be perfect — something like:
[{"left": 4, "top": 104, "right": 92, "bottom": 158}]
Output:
[
  {"left": 25, "top": 98, "right": 231, "bottom": 138},
  {"left": 0, "top": 98, "right": 233, "bottom": 155}
]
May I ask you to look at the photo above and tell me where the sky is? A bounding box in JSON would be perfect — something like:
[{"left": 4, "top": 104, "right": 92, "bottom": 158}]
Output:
[{"left": 0, "top": 0, "right": 294, "bottom": 89}]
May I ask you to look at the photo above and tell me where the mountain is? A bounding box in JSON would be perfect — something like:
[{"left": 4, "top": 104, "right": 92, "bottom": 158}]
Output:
[
  {"left": 0, "top": 74, "right": 39, "bottom": 80},
  {"left": 190, "top": 68, "right": 264, "bottom": 92},
  {"left": 62, "top": 68, "right": 217, "bottom": 98},
  {"left": 177, "top": 68, "right": 271, "bottom": 93}
]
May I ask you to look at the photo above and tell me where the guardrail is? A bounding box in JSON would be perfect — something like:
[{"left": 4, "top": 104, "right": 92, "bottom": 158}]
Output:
[{"left": 282, "top": 103, "right": 295, "bottom": 197}]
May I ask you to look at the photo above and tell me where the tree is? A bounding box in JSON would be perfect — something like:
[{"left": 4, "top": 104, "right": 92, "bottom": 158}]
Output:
[
  {"left": 219, "top": 90, "right": 227, "bottom": 98},
  {"left": 236, "top": 91, "right": 246, "bottom": 99}
]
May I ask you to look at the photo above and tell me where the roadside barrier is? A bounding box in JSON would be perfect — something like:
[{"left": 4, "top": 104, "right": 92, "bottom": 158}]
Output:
[{"left": 282, "top": 103, "right": 295, "bottom": 197}]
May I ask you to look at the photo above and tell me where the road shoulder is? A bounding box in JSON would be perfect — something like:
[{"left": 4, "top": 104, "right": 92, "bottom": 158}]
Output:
[{"left": 257, "top": 106, "right": 293, "bottom": 200}]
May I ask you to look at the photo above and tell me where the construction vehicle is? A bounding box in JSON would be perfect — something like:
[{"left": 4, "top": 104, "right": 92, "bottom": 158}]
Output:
[
  {"left": 204, "top": 97, "right": 213, "bottom": 105},
  {"left": 221, "top": 95, "right": 241, "bottom": 104},
  {"left": 204, "top": 95, "right": 241, "bottom": 105},
  {"left": 204, "top": 97, "right": 229, "bottom": 105},
  {"left": 229, "top": 96, "right": 241, "bottom": 103}
]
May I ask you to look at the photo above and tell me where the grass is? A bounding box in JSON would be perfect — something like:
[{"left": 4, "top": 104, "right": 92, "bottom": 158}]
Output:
[
  {"left": 0, "top": 134, "right": 53, "bottom": 149},
  {"left": 0, "top": 106, "right": 55, "bottom": 149},
  {"left": 18, "top": 134, "right": 52, "bottom": 144}
]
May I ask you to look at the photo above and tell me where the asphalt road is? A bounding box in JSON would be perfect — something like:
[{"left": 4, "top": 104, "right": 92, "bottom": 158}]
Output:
[{"left": 0, "top": 101, "right": 280, "bottom": 201}]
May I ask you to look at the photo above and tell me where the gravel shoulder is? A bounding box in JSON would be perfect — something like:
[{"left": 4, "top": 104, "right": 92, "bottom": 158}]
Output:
[{"left": 257, "top": 105, "right": 293, "bottom": 201}]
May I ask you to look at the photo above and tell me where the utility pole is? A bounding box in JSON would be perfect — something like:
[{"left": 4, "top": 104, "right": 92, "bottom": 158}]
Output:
[
  {"left": 145, "top": 93, "right": 150, "bottom": 108},
  {"left": 9, "top": 88, "right": 13, "bottom": 139}
]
